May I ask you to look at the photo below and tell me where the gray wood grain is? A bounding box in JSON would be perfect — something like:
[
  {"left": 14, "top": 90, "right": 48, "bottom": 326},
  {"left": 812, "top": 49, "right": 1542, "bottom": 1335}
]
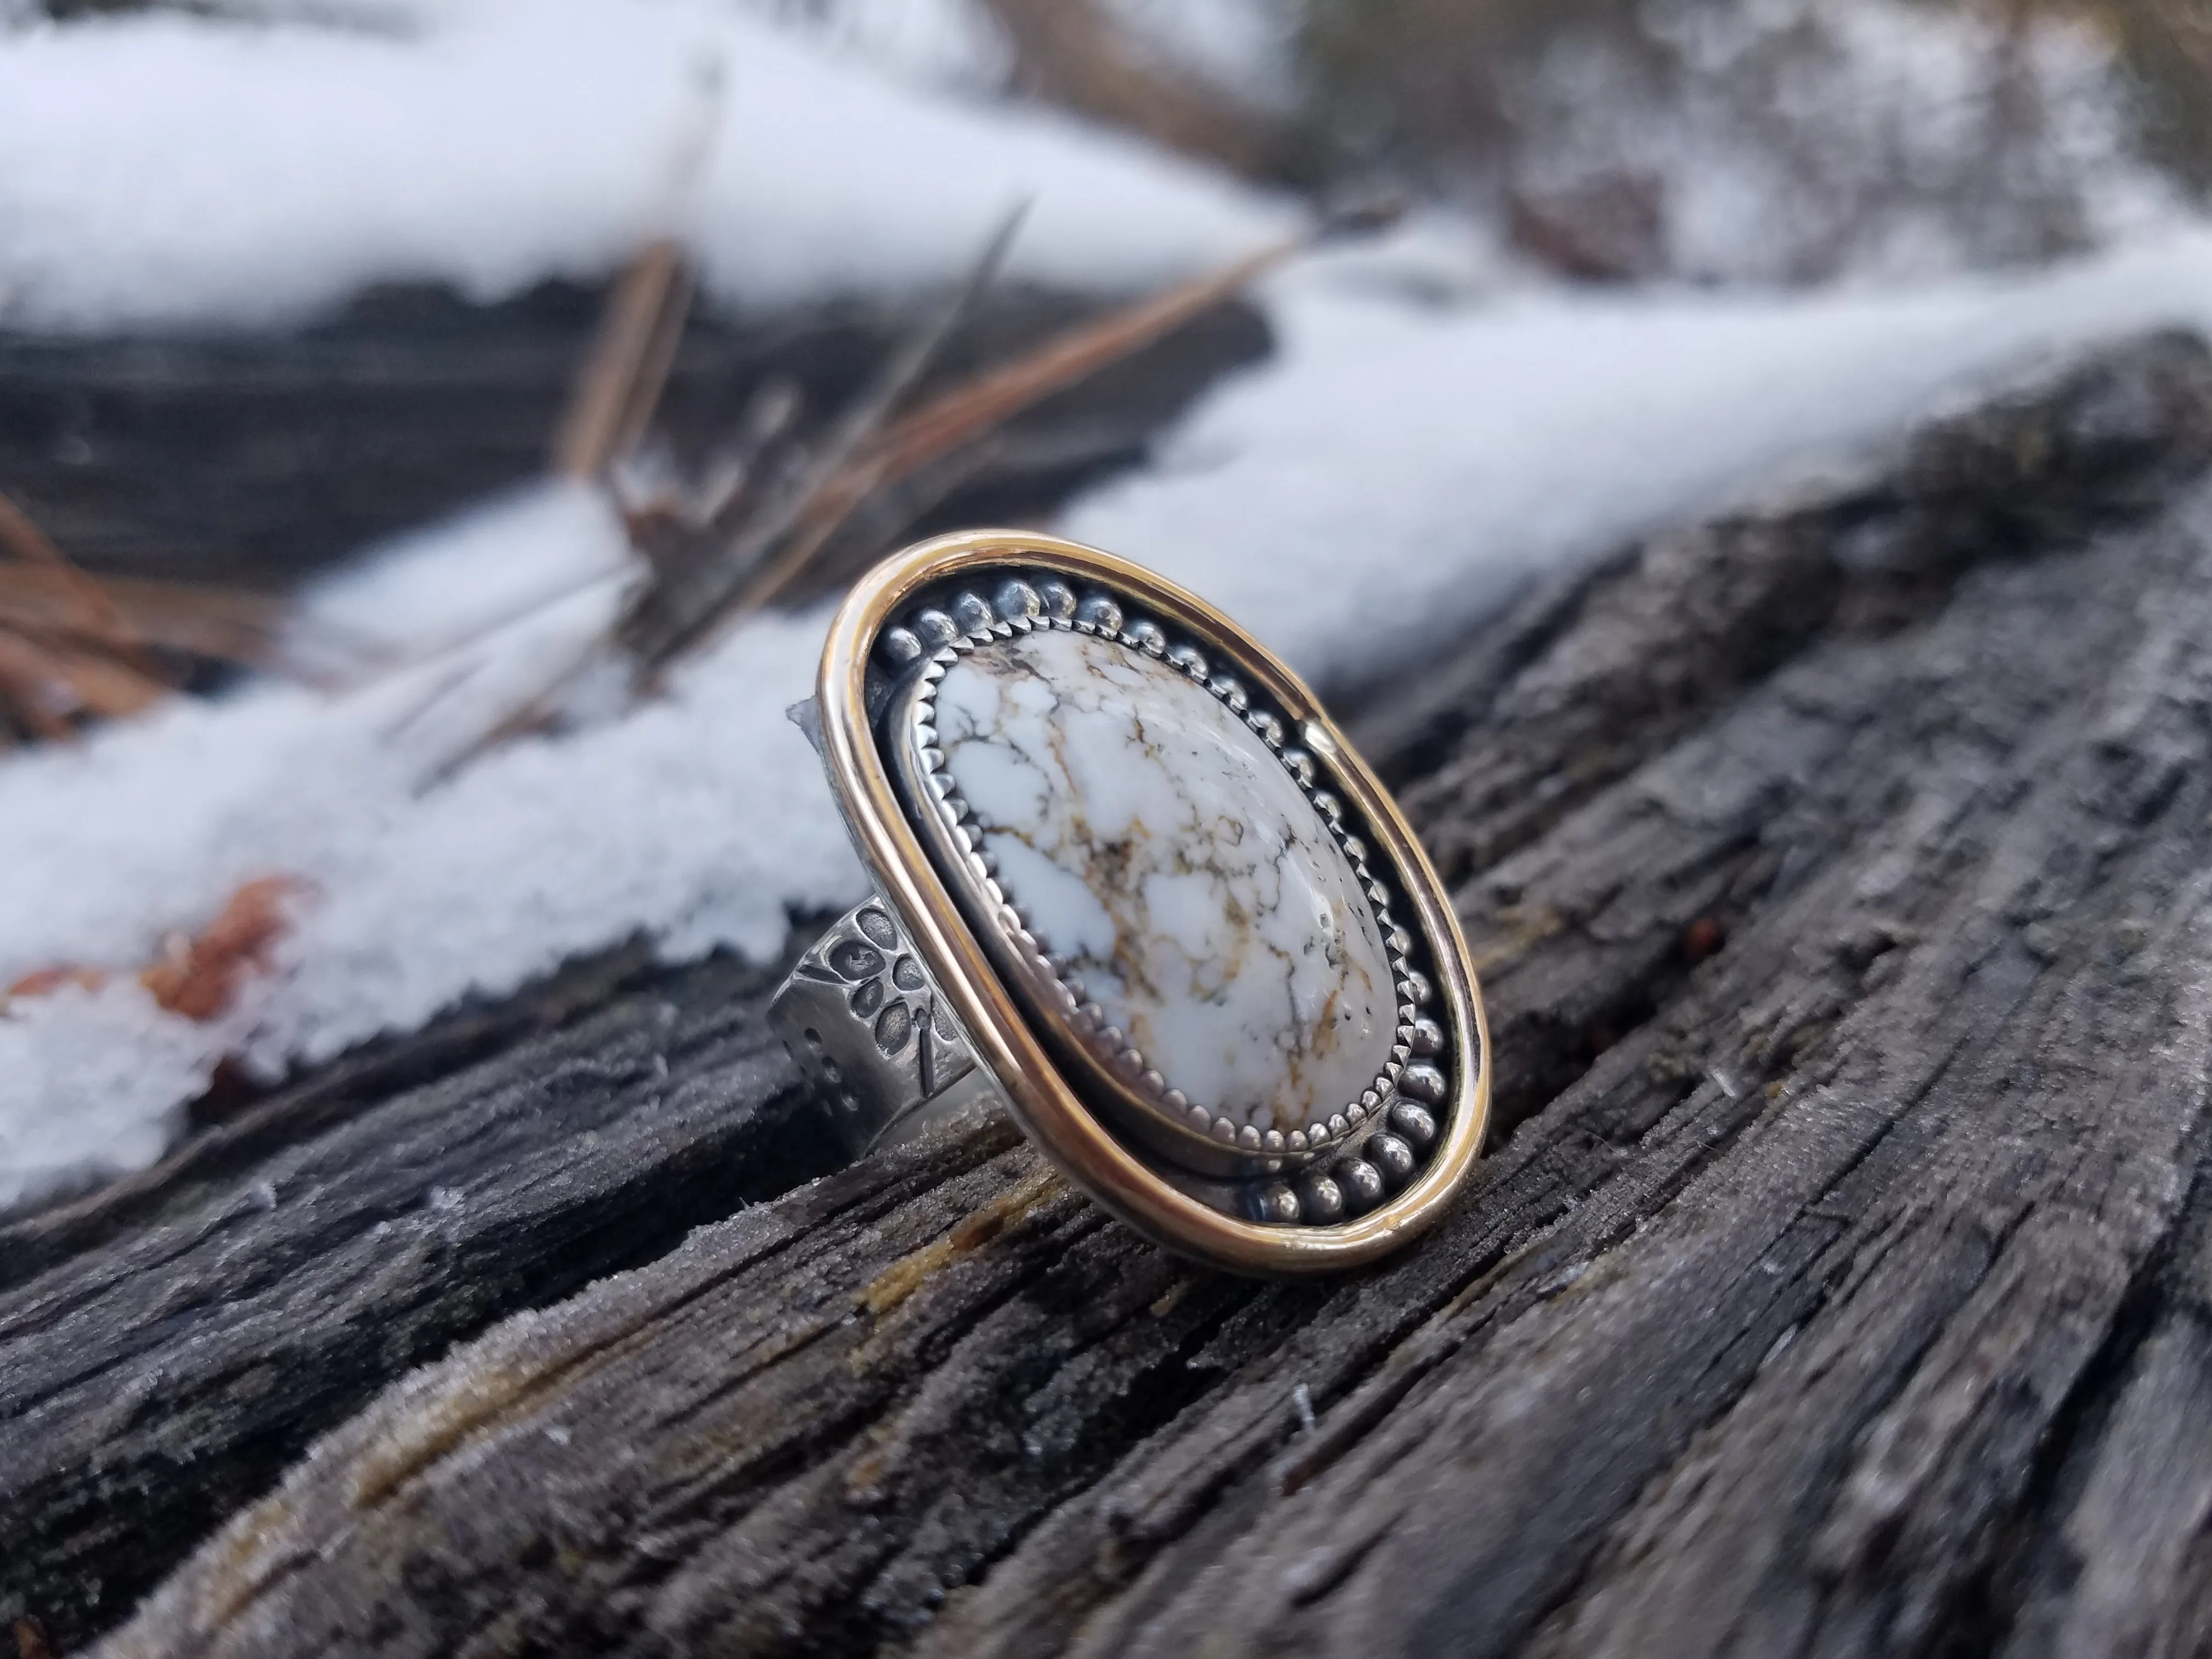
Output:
[
  {"left": 10, "top": 333, "right": 2212, "bottom": 1658},
  {"left": 0, "top": 952, "right": 845, "bottom": 1651}
]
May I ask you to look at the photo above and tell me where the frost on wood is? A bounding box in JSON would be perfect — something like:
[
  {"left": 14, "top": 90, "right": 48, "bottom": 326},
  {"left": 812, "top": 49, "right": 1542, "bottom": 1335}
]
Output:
[{"left": 7, "top": 331, "right": 2211, "bottom": 1657}]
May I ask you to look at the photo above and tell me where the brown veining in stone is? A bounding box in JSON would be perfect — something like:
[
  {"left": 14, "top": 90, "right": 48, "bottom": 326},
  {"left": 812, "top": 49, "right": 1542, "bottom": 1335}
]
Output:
[{"left": 928, "top": 627, "right": 1393, "bottom": 1133}]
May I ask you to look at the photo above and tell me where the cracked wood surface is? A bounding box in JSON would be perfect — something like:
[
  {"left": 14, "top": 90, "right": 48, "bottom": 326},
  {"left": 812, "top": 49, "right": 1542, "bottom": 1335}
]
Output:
[
  {"left": 8, "top": 334, "right": 2212, "bottom": 1658},
  {"left": 0, "top": 953, "right": 844, "bottom": 1651}
]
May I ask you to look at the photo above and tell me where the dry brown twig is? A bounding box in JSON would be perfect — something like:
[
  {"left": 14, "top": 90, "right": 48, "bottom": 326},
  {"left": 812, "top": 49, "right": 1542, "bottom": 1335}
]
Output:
[
  {"left": 413, "top": 201, "right": 1394, "bottom": 777},
  {"left": 551, "top": 238, "right": 697, "bottom": 482},
  {"left": 977, "top": 0, "right": 1291, "bottom": 180},
  {"left": 0, "top": 489, "right": 310, "bottom": 742},
  {"left": 0, "top": 566, "right": 289, "bottom": 669},
  {"left": 731, "top": 230, "right": 1313, "bottom": 618},
  {"left": 409, "top": 206, "right": 1034, "bottom": 780},
  {"left": 0, "top": 490, "right": 174, "bottom": 732},
  {"left": 0, "top": 491, "right": 149, "bottom": 661},
  {"left": 620, "top": 206, "right": 1383, "bottom": 679},
  {"left": 615, "top": 203, "right": 1035, "bottom": 678}
]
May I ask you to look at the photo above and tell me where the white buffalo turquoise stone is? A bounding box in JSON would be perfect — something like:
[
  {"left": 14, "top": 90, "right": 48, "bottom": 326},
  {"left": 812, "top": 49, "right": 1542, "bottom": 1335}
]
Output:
[{"left": 928, "top": 626, "right": 1394, "bottom": 1136}]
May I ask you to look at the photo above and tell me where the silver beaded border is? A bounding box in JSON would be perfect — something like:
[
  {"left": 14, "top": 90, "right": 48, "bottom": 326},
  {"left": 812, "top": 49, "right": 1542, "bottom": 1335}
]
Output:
[{"left": 873, "top": 571, "right": 1455, "bottom": 1226}]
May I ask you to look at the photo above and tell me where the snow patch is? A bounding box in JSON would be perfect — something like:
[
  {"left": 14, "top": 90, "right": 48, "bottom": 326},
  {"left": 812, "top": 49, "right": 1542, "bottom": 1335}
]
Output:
[
  {"left": 0, "top": 981, "right": 220, "bottom": 1213},
  {"left": 0, "top": 488, "right": 864, "bottom": 1211},
  {"left": 0, "top": 0, "right": 1294, "bottom": 334},
  {"left": 301, "top": 478, "right": 636, "bottom": 657},
  {"left": 1068, "top": 228, "right": 2212, "bottom": 681}
]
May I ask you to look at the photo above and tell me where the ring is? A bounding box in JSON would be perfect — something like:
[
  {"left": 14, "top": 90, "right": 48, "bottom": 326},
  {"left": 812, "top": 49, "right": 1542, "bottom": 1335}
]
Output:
[{"left": 767, "top": 530, "right": 1490, "bottom": 1276}]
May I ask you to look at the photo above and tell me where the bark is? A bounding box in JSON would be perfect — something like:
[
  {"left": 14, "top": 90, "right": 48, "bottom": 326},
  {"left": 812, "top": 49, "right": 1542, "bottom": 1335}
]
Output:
[{"left": 8, "top": 332, "right": 2212, "bottom": 1659}]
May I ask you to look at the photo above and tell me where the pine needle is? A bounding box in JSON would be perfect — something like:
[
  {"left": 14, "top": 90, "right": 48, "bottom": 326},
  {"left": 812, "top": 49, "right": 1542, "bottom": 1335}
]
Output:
[
  {"left": 551, "top": 239, "right": 697, "bottom": 481},
  {"left": 617, "top": 203, "right": 1032, "bottom": 682}
]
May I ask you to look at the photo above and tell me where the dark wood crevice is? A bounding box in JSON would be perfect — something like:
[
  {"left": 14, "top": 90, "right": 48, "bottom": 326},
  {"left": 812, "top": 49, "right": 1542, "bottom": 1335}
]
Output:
[{"left": 7, "top": 330, "right": 2212, "bottom": 1657}]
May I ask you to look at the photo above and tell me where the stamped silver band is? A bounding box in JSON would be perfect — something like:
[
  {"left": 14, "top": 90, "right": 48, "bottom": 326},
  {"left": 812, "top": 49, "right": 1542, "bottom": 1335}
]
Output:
[{"left": 766, "top": 895, "right": 1002, "bottom": 1155}]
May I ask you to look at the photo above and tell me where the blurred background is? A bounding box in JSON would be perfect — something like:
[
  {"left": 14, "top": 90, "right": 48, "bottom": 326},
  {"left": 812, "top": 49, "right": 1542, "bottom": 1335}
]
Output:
[
  {"left": 8, "top": 0, "right": 2212, "bottom": 1203},
  {"left": 9, "top": 0, "right": 2211, "bottom": 600}
]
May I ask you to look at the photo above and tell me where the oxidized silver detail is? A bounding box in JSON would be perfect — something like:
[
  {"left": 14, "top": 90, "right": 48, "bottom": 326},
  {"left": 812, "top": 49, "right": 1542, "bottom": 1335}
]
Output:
[
  {"left": 1338, "top": 1157, "right": 1386, "bottom": 1211},
  {"left": 1365, "top": 1131, "right": 1416, "bottom": 1186},
  {"left": 765, "top": 901, "right": 981, "bottom": 1155},
  {"left": 1389, "top": 1099, "right": 1438, "bottom": 1149}
]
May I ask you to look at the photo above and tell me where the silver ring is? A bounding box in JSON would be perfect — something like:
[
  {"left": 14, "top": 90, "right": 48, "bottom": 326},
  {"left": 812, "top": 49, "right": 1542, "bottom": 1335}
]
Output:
[{"left": 769, "top": 530, "right": 1490, "bottom": 1276}]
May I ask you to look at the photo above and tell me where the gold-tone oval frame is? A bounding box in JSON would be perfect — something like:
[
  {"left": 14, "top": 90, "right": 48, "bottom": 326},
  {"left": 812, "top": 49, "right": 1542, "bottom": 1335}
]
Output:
[{"left": 817, "top": 529, "right": 1491, "bottom": 1277}]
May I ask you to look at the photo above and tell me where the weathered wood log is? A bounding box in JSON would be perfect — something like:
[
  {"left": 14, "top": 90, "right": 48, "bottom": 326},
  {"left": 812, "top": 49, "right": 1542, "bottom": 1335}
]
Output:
[
  {"left": 8, "top": 332, "right": 2212, "bottom": 1658},
  {"left": 0, "top": 952, "right": 845, "bottom": 1652}
]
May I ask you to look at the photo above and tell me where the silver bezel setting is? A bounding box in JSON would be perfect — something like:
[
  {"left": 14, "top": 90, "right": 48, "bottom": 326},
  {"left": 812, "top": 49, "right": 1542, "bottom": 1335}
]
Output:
[{"left": 872, "top": 567, "right": 1459, "bottom": 1226}]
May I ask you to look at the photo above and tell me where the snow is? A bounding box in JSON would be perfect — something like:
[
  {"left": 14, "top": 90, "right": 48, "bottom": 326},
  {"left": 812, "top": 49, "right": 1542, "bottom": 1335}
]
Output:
[
  {"left": 0, "top": 0, "right": 1294, "bottom": 334},
  {"left": 0, "top": 983, "right": 220, "bottom": 1212},
  {"left": 14, "top": 227, "right": 2212, "bottom": 1209},
  {"left": 1067, "top": 227, "right": 2212, "bottom": 682},
  {"left": 301, "top": 478, "right": 635, "bottom": 657}
]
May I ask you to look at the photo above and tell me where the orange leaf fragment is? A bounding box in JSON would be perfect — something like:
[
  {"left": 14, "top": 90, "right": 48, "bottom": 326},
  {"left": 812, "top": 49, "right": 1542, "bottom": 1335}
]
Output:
[
  {"left": 8, "top": 876, "right": 308, "bottom": 1020},
  {"left": 137, "top": 876, "right": 306, "bottom": 1020},
  {"left": 5, "top": 964, "right": 109, "bottom": 999}
]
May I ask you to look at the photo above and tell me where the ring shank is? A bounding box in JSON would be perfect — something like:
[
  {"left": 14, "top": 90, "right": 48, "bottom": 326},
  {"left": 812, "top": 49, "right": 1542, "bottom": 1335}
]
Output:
[{"left": 768, "top": 898, "right": 1000, "bottom": 1155}]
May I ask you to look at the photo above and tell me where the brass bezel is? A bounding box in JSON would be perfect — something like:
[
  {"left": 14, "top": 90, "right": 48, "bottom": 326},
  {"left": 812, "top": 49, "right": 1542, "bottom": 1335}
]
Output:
[{"left": 817, "top": 529, "right": 1491, "bottom": 1276}]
